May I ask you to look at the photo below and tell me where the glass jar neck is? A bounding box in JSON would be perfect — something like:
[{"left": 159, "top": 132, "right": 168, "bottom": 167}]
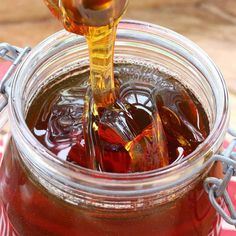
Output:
[{"left": 8, "top": 20, "right": 229, "bottom": 203}]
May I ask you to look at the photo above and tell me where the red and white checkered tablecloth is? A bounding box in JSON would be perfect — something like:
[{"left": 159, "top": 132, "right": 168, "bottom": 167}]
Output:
[{"left": 0, "top": 62, "right": 235, "bottom": 235}]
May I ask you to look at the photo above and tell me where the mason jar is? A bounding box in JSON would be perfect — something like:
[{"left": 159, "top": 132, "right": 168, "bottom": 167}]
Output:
[{"left": 0, "top": 20, "right": 231, "bottom": 236}]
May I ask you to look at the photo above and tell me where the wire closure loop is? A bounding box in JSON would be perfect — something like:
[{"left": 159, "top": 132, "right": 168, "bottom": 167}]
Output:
[
  {"left": 0, "top": 43, "right": 22, "bottom": 62},
  {"left": 204, "top": 129, "right": 236, "bottom": 226},
  {"left": 0, "top": 43, "right": 31, "bottom": 113}
]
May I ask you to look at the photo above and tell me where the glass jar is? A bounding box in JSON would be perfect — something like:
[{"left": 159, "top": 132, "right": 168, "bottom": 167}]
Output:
[{"left": 0, "top": 20, "right": 230, "bottom": 236}]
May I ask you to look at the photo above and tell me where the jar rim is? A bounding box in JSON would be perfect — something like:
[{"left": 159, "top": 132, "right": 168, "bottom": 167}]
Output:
[{"left": 9, "top": 20, "right": 229, "bottom": 195}]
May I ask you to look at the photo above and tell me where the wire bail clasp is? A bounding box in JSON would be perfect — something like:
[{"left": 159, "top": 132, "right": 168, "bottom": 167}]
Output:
[
  {"left": 204, "top": 128, "right": 236, "bottom": 226},
  {"left": 0, "top": 43, "right": 31, "bottom": 113}
]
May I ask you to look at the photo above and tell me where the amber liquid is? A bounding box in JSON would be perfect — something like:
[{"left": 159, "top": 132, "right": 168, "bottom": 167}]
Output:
[{"left": 26, "top": 63, "right": 209, "bottom": 173}]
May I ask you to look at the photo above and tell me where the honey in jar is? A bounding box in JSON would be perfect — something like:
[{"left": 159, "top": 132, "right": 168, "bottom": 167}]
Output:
[
  {"left": 0, "top": 29, "right": 225, "bottom": 235},
  {"left": 0, "top": 1, "right": 228, "bottom": 235}
]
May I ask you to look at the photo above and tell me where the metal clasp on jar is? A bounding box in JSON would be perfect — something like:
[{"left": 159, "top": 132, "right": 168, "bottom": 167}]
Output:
[
  {"left": 0, "top": 43, "right": 31, "bottom": 129},
  {"left": 204, "top": 128, "right": 236, "bottom": 227}
]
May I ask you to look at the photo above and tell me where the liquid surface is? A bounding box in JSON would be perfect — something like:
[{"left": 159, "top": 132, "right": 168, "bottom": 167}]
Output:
[{"left": 26, "top": 63, "right": 210, "bottom": 173}]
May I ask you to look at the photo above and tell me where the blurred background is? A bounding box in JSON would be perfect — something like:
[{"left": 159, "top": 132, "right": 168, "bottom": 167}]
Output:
[{"left": 0, "top": 0, "right": 235, "bottom": 126}]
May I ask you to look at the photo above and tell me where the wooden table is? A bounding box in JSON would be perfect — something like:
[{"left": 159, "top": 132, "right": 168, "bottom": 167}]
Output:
[{"left": 0, "top": 0, "right": 235, "bottom": 127}]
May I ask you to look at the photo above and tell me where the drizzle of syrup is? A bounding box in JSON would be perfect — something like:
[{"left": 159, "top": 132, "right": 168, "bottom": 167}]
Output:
[{"left": 42, "top": 0, "right": 174, "bottom": 172}]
